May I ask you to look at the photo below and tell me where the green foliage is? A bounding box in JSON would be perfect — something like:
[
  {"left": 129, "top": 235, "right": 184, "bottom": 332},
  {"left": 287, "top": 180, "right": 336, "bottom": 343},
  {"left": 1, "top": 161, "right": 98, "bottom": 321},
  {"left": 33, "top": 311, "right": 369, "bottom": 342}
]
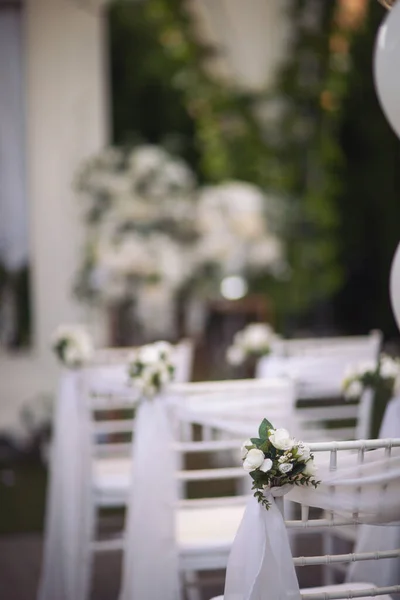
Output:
[
  {"left": 258, "top": 418, "right": 273, "bottom": 439},
  {"left": 108, "top": 0, "right": 367, "bottom": 326}
]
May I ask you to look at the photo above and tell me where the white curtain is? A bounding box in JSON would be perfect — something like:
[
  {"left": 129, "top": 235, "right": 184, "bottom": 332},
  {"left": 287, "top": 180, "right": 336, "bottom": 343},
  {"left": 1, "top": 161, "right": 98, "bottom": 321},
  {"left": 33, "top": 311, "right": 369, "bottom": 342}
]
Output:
[{"left": 0, "top": 4, "right": 28, "bottom": 272}]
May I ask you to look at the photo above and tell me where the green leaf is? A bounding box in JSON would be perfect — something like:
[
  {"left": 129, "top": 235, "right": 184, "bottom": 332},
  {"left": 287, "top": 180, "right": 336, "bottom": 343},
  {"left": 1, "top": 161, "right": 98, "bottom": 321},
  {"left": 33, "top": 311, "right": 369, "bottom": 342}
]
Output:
[
  {"left": 250, "top": 437, "right": 262, "bottom": 446},
  {"left": 249, "top": 470, "right": 263, "bottom": 482},
  {"left": 259, "top": 439, "right": 272, "bottom": 454},
  {"left": 258, "top": 418, "right": 274, "bottom": 439},
  {"left": 291, "top": 462, "right": 306, "bottom": 477}
]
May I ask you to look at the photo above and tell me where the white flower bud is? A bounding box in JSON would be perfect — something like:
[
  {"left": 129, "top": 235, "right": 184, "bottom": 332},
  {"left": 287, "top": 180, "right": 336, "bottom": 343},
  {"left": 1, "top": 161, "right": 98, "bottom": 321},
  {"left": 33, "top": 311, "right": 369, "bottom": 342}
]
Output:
[
  {"left": 279, "top": 462, "right": 293, "bottom": 474},
  {"left": 243, "top": 448, "right": 265, "bottom": 471}
]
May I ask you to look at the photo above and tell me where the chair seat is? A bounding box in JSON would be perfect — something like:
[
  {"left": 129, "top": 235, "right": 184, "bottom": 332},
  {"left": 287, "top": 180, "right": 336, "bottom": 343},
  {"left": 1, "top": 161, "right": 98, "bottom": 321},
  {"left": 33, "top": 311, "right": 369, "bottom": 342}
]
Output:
[
  {"left": 93, "top": 457, "right": 132, "bottom": 505},
  {"left": 209, "top": 582, "right": 393, "bottom": 600},
  {"left": 178, "top": 503, "right": 246, "bottom": 570}
]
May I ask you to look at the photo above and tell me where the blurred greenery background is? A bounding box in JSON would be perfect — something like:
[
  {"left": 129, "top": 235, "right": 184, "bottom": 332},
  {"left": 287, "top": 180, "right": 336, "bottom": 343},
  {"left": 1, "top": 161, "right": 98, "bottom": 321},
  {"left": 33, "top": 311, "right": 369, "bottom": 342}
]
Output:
[{"left": 109, "top": 0, "right": 400, "bottom": 338}]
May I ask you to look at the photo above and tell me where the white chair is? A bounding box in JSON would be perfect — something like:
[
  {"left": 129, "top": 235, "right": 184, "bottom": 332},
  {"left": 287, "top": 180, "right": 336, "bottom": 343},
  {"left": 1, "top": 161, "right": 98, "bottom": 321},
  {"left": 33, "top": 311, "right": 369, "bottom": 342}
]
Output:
[
  {"left": 257, "top": 331, "right": 382, "bottom": 442},
  {"left": 92, "top": 377, "right": 296, "bottom": 507},
  {"left": 210, "top": 438, "right": 400, "bottom": 600},
  {"left": 87, "top": 378, "right": 296, "bottom": 600},
  {"left": 257, "top": 344, "right": 380, "bottom": 585}
]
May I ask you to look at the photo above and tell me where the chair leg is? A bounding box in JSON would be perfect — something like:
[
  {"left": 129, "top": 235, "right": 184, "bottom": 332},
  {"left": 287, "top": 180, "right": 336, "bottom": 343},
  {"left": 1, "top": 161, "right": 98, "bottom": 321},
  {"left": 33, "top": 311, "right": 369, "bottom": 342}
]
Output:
[
  {"left": 322, "top": 530, "right": 336, "bottom": 586},
  {"left": 81, "top": 499, "right": 97, "bottom": 600},
  {"left": 184, "top": 570, "right": 203, "bottom": 600}
]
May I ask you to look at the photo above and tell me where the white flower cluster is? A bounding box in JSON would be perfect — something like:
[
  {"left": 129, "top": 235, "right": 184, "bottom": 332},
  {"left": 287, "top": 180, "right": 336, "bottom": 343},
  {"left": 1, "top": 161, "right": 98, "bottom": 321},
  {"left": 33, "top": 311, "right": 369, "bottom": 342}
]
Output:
[
  {"left": 226, "top": 323, "right": 276, "bottom": 366},
  {"left": 127, "top": 341, "right": 175, "bottom": 398},
  {"left": 195, "top": 182, "right": 286, "bottom": 278},
  {"left": 241, "top": 421, "right": 319, "bottom": 509},
  {"left": 76, "top": 146, "right": 288, "bottom": 339},
  {"left": 342, "top": 353, "right": 400, "bottom": 400},
  {"left": 51, "top": 325, "right": 93, "bottom": 368},
  {"left": 242, "top": 429, "right": 317, "bottom": 477},
  {"left": 76, "top": 145, "right": 197, "bottom": 306}
]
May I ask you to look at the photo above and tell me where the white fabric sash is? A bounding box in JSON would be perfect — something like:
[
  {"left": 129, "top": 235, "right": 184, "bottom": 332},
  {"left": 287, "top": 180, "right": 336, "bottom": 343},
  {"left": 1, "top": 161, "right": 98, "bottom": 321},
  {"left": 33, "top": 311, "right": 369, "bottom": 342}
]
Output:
[
  {"left": 224, "top": 486, "right": 301, "bottom": 600},
  {"left": 119, "top": 395, "right": 181, "bottom": 600},
  {"left": 37, "top": 371, "right": 92, "bottom": 600}
]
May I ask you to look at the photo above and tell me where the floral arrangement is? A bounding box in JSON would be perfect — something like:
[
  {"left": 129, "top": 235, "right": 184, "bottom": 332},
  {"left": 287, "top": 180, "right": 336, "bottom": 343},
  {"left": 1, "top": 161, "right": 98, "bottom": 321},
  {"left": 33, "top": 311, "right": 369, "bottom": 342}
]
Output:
[
  {"left": 342, "top": 353, "right": 400, "bottom": 400},
  {"left": 75, "top": 145, "right": 196, "bottom": 303},
  {"left": 196, "top": 182, "right": 286, "bottom": 281},
  {"left": 242, "top": 418, "right": 319, "bottom": 510},
  {"left": 226, "top": 323, "right": 276, "bottom": 366},
  {"left": 51, "top": 325, "right": 93, "bottom": 368},
  {"left": 75, "top": 145, "right": 287, "bottom": 339},
  {"left": 127, "top": 341, "right": 175, "bottom": 397}
]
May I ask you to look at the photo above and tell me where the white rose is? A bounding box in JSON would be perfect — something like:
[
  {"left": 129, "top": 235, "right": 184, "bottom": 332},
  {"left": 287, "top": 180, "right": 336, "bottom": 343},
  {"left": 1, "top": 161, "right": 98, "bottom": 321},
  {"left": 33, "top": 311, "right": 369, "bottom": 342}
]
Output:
[
  {"left": 63, "top": 344, "right": 82, "bottom": 367},
  {"left": 74, "top": 333, "right": 93, "bottom": 361},
  {"left": 153, "top": 341, "right": 173, "bottom": 360},
  {"left": 139, "top": 344, "right": 161, "bottom": 365},
  {"left": 344, "top": 379, "right": 363, "bottom": 400},
  {"left": 227, "top": 345, "right": 245, "bottom": 366},
  {"left": 260, "top": 458, "right": 273, "bottom": 473},
  {"left": 303, "top": 458, "right": 317, "bottom": 477},
  {"left": 157, "top": 363, "right": 173, "bottom": 385},
  {"left": 296, "top": 443, "right": 311, "bottom": 460},
  {"left": 243, "top": 448, "right": 265, "bottom": 471},
  {"left": 242, "top": 323, "right": 273, "bottom": 352},
  {"left": 380, "top": 355, "right": 399, "bottom": 379},
  {"left": 241, "top": 439, "right": 253, "bottom": 459},
  {"left": 269, "top": 428, "right": 295, "bottom": 451},
  {"left": 279, "top": 462, "right": 293, "bottom": 474}
]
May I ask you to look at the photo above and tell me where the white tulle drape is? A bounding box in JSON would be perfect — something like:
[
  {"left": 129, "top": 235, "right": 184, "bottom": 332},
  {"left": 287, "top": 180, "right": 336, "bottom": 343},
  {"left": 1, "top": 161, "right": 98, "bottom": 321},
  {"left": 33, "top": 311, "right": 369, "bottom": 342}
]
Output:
[
  {"left": 346, "top": 396, "right": 400, "bottom": 587},
  {"left": 222, "top": 449, "right": 400, "bottom": 600},
  {"left": 37, "top": 371, "right": 92, "bottom": 600},
  {"left": 223, "top": 485, "right": 301, "bottom": 600},
  {"left": 119, "top": 396, "right": 180, "bottom": 600}
]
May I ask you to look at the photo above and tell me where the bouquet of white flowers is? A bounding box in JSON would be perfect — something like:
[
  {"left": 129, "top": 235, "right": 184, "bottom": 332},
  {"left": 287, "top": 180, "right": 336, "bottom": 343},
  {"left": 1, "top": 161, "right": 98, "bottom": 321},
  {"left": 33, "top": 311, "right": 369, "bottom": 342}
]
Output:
[
  {"left": 196, "top": 182, "right": 286, "bottom": 278},
  {"left": 51, "top": 325, "right": 93, "bottom": 368},
  {"left": 242, "top": 418, "right": 319, "bottom": 510},
  {"left": 127, "top": 341, "right": 175, "bottom": 398},
  {"left": 342, "top": 353, "right": 400, "bottom": 400},
  {"left": 226, "top": 323, "right": 276, "bottom": 366}
]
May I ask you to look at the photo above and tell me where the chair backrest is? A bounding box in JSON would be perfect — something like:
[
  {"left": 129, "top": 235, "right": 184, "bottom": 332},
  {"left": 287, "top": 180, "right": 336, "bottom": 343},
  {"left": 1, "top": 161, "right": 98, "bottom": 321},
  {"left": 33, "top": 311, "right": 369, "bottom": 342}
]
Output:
[
  {"left": 272, "top": 330, "right": 382, "bottom": 360},
  {"left": 284, "top": 438, "right": 400, "bottom": 600},
  {"left": 256, "top": 333, "right": 382, "bottom": 441},
  {"left": 91, "top": 338, "right": 194, "bottom": 383},
  {"left": 79, "top": 338, "right": 194, "bottom": 459},
  {"left": 169, "top": 378, "right": 297, "bottom": 440},
  {"left": 258, "top": 357, "right": 375, "bottom": 441}
]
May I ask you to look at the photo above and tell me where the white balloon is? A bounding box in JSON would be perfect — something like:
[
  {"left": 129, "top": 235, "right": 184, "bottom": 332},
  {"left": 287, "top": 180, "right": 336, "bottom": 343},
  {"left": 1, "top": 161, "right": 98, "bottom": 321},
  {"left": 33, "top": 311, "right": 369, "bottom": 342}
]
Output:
[
  {"left": 389, "top": 242, "right": 400, "bottom": 330},
  {"left": 374, "top": 1, "right": 400, "bottom": 139}
]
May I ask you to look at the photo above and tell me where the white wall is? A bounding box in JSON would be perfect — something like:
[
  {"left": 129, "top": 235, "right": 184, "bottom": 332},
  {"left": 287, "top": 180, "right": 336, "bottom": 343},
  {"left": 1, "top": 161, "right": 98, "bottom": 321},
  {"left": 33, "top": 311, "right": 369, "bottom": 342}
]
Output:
[{"left": 0, "top": 0, "right": 108, "bottom": 430}]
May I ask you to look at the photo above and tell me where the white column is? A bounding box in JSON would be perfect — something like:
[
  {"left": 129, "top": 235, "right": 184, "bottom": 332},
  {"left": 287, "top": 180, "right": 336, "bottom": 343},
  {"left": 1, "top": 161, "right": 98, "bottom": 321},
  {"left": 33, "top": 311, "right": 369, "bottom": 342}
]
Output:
[
  {"left": 26, "top": 0, "right": 109, "bottom": 355},
  {"left": 0, "top": 0, "right": 109, "bottom": 430}
]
